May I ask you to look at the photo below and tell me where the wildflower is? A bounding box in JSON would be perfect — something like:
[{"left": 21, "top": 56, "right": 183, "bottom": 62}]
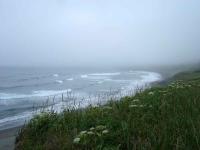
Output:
[
  {"left": 90, "top": 127, "right": 95, "bottom": 131},
  {"left": 87, "top": 131, "right": 95, "bottom": 135},
  {"left": 129, "top": 105, "right": 138, "bottom": 108},
  {"left": 132, "top": 99, "right": 139, "bottom": 102},
  {"left": 178, "top": 86, "right": 184, "bottom": 89},
  {"left": 148, "top": 92, "right": 154, "bottom": 95},
  {"left": 96, "top": 125, "right": 106, "bottom": 131},
  {"left": 73, "top": 137, "right": 80, "bottom": 144},
  {"left": 79, "top": 131, "right": 87, "bottom": 136},
  {"left": 102, "top": 129, "right": 109, "bottom": 134}
]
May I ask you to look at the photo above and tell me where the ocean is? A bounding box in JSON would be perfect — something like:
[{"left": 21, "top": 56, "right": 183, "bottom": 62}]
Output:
[{"left": 0, "top": 67, "right": 162, "bottom": 130}]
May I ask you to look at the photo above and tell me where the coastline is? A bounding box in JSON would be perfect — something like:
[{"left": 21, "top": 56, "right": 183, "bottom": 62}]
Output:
[
  {"left": 2, "top": 69, "right": 199, "bottom": 149},
  {"left": 0, "top": 126, "right": 21, "bottom": 150},
  {"left": 0, "top": 76, "right": 165, "bottom": 150},
  {"left": 15, "top": 70, "right": 200, "bottom": 149}
]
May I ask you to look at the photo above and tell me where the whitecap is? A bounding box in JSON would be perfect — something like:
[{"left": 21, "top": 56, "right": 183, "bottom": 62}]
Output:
[
  {"left": 81, "top": 72, "right": 120, "bottom": 79},
  {"left": 121, "top": 71, "right": 162, "bottom": 92},
  {"left": 0, "top": 93, "right": 29, "bottom": 100},
  {"left": 97, "top": 81, "right": 104, "bottom": 84},
  {"left": 140, "top": 72, "right": 162, "bottom": 83},
  {"left": 32, "top": 89, "right": 72, "bottom": 97},
  {"left": 88, "top": 72, "right": 120, "bottom": 76},
  {"left": 53, "top": 74, "right": 59, "bottom": 77},
  {"left": 55, "top": 80, "right": 63, "bottom": 84},
  {"left": 0, "top": 89, "right": 72, "bottom": 100},
  {"left": 81, "top": 75, "right": 88, "bottom": 78},
  {"left": 66, "top": 78, "right": 74, "bottom": 81}
]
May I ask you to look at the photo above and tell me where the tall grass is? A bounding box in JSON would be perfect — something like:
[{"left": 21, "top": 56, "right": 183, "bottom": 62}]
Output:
[{"left": 15, "top": 72, "right": 200, "bottom": 150}]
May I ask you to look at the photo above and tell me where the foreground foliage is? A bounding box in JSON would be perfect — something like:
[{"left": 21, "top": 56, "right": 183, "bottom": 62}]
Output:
[{"left": 15, "top": 71, "right": 200, "bottom": 150}]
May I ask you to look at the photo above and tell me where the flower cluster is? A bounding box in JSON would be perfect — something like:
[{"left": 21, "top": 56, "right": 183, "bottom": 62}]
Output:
[
  {"left": 148, "top": 91, "right": 154, "bottom": 95},
  {"left": 129, "top": 98, "right": 152, "bottom": 108},
  {"left": 73, "top": 125, "right": 109, "bottom": 144},
  {"left": 169, "top": 81, "right": 193, "bottom": 89}
]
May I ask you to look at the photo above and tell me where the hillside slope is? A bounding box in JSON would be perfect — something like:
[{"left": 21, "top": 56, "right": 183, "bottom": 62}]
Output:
[{"left": 15, "top": 71, "right": 200, "bottom": 150}]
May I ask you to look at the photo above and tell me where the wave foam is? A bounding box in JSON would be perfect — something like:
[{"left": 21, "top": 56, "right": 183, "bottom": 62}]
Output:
[
  {"left": 122, "top": 71, "right": 162, "bottom": 92},
  {"left": 81, "top": 75, "right": 88, "bottom": 78},
  {"left": 66, "top": 78, "right": 74, "bottom": 81},
  {"left": 0, "top": 89, "right": 72, "bottom": 100},
  {"left": 81, "top": 72, "right": 120, "bottom": 80},
  {"left": 53, "top": 74, "right": 59, "bottom": 77},
  {"left": 32, "top": 89, "right": 72, "bottom": 97},
  {"left": 88, "top": 72, "right": 120, "bottom": 76},
  {"left": 140, "top": 72, "right": 162, "bottom": 83},
  {"left": 55, "top": 80, "right": 63, "bottom": 84}
]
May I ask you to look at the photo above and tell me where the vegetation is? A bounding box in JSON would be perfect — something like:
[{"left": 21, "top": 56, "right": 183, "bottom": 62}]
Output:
[{"left": 15, "top": 71, "right": 200, "bottom": 150}]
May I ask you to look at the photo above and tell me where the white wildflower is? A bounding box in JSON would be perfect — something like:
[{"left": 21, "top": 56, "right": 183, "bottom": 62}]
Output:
[
  {"left": 102, "top": 130, "right": 109, "bottom": 134},
  {"left": 132, "top": 99, "right": 139, "bottom": 102},
  {"left": 79, "top": 131, "right": 87, "bottom": 136},
  {"left": 148, "top": 92, "right": 154, "bottom": 95},
  {"left": 129, "top": 105, "right": 138, "bottom": 108},
  {"left": 96, "top": 125, "right": 106, "bottom": 130},
  {"left": 73, "top": 137, "right": 80, "bottom": 144},
  {"left": 90, "top": 127, "right": 95, "bottom": 131},
  {"left": 87, "top": 131, "right": 95, "bottom": 135}
]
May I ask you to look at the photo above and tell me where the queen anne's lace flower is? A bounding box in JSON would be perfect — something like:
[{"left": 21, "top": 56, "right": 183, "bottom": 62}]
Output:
[
  {"left": 73, "top": 137, "right": 80, "bottom": 144},
  {"left": 102, "top": 130, "right": 109, "bottom": 134}
]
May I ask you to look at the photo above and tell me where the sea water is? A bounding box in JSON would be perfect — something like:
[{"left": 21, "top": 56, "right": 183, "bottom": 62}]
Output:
[{"left": 0, "top": 67, "right": 162, "bottom": 130}]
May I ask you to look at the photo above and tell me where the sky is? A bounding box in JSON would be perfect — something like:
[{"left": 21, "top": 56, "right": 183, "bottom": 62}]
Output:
[{"left": 0, "top": 0, "right": 200, "bottom": 67}]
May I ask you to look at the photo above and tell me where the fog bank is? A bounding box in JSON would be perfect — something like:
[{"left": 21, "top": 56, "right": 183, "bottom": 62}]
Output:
[{"left": 0, "top": 0, "right": 200, "bottom": 67}]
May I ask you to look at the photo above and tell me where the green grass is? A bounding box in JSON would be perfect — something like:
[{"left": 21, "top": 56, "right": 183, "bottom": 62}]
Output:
[
  {"left": 173, "top": 71, "right": 200, "bottom": 81},
  {"left": 15, "top": 71, "right": 200, "bottom": 150}
]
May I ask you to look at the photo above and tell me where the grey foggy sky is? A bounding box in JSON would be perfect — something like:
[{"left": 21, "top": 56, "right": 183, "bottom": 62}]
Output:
[{"left": 0, "top": 0, "right": 200, "bottom": 67}]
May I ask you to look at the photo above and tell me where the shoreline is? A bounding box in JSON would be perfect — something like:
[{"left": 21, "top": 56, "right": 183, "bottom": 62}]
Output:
[
  {"left": 0, "top": 126, "right": 21, "bottom": 150},
  {"left": 15, "top": 69, "right": 200, "bottom": 149},
  {"left": 0, "top": 73, "right": 165, "bottom": 150}
]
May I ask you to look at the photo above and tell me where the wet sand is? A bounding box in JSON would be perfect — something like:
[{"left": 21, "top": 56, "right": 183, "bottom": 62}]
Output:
[{"left": 0, "top": 127, "right": 21, "bottom": 150}]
